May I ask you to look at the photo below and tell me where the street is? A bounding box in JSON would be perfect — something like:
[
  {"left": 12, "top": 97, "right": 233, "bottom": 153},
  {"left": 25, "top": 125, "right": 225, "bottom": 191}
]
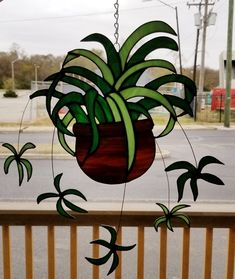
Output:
[{"left": 0, "top": 128, "right": 234, "bottom": 203}]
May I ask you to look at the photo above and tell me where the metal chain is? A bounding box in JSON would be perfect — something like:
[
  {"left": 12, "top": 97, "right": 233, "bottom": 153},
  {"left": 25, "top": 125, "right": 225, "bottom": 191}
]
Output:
[{"left": 114, "top": 0, "right": 120, "bottom": 50}]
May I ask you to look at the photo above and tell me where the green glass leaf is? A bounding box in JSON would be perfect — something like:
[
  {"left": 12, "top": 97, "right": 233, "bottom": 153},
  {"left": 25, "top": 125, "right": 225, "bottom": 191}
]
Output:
[
  {"left": 2, "top": 143, "right": 17, "bottom": 155},
  {"left": 153, "top": 216, "right": 167, "bottom": 232},
  {"left": 165, "top": 95, "right": 193, "bottom": 116},
  {"left": 61, "top": 75, "right": 94, "bottom": 93},
  {"left": 81, "top": 33, "right": 121, "bottom": 79},
  {"left": 121, "top": 87, "right": 176, "bottom": 118},
  {"left": 86, "top": 252, "right": 111, "bottom": 266},
  {"left": 96, "top": 95, "right": 114, "bottom": 122},
  {"left": 127, "top": 36, "right": 178, "bottom": 67},
  {"left": 109, "top": 93, "right": 135, "bottom": 170},
  {"left": 175, "top": 214, "right": 191, "bottom": 226},
  {"left": 56, "top": 198, "right": 73, "bottom": 219},
  {"left": 64, "top": 49, "right": 114, "bottom": 85},
  {"left": 63, "top": 198, "right": 88, "bottom": 214},
  {"left": 3, "top": 155, "right": 15, "bottom": 174},
  {"left": 146, "top": 74, "right": 197, "bottom": 104},
  {"left": 119, "top": 21, "right": 176, "bottom": 69},
  {"left": 108, "top": 252, "right": 119, "bottom": 275},
  {"left": 166, "top": 219, "right": 173, "bottom": 232},
  {"left": 200, "top": 173, "right": 225, "bottom": 185},
  {"left": 115, "top": 60, "right": 176, "bottom": 91},
  {"left": 57, "top": 112, "right": 75, "bottom": 156},
  {"left": 156, "top": 116, "right": 176, "bottom": 138},
  {"left": 20, "top": 158, "right": 33, "bottom": 181},
  {"left": 54, "top": 173, "right": 63, "bottom": 193},
  {"left": 165, "top": 161, "right": 195, "bottom": 172},
  {"left": 86, "top": 225, "right": 135, "bottom": 275},
  {"left": 198, "top": 155, "right": 224, "bottom": 172},
  {"left": 62, "top": 66, "right": 112, "bottom": 95},
  {"left": 171, "top": 204, "right": 191, "bottom": 214},
  {"left": 17, "top": 162, "right": 24, "bottom": 186},
  {"left": 46, "top": 72, "right": 64, "bottom": 117},
  {"left": 190, "top": 179, "right": 199, "bottom": 201},
  {"left": 30, "top": 89, "right": 63, "bottom": 100},
  {"left": 63, "top": 189, "right": 87, "bottom": 201},
  {"left": 156, "top": 203, "right": 169, "bottom": 215},
  {"left": 84, "top": 90, "right": 99, "bottom": 154},
  {"left": 106, "top": 96, "right": 122, "bottom": 121},
  {"left": 126, "top": 102, "right": 151, "bottom": 120},
  {"left": 37, "top": 192, "right": 59, "bottom": 204},
  {"left": 19, "top": 142, "right": 36, "bottom": 157},
  {"left": 176, "top": 172, "right": 192, "bottom": 202}
]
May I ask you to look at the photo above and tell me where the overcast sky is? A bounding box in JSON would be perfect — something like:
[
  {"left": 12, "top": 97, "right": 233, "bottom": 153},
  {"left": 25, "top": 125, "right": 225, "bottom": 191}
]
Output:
[{"left": 0, "top": 0, "right": 233, "bottom": 69}]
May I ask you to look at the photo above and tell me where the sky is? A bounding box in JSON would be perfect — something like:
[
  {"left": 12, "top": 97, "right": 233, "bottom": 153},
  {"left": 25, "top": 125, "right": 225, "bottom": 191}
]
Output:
[{"left": 0, "top": 0, "right": 233, "bottom": 70}]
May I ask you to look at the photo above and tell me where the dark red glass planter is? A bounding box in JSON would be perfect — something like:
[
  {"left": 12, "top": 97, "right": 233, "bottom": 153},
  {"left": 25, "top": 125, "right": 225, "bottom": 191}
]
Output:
[{"left": 73, "top": 119, "right": 155, "bottom": 184}]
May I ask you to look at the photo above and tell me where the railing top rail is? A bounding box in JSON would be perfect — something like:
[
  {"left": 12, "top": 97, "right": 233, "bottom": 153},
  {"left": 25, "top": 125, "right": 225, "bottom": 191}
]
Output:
[{"left": 0, "top": 202, "right": 235, "bottom": 228}]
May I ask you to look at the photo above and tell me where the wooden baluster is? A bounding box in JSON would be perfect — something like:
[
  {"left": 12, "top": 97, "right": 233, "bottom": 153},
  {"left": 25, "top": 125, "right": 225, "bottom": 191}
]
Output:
[
  {"left": 25, "top": 225, "right": 33, "bottom": 279},
  {"left": 226, "top": 228, "right": 235, "bottom": 279},
  {"left": 48, "top": 225, "right": 55, "bottom": 279},
  {"left": 159, "top": 227, "right": 167, "bottom": 279},
  {"left": 70, "top": 225, "right": 77, "bottom": 279},
  {"left": 92, "top": 225, "right": 99, "bottom": 279},
  {"left": 181, "top": 227, "right": 190, "bottom": 279},
  {"left": 204, "top": 228, "right": 213, "bottom": 279},
  {"left": 137, "top": 226, "right": 144, "bottom": 279},
  {"left": 115, "top": 226, "right": 122, "bottom": 279},
  {"left": 2, "top": 225, "right": 11, "bottom": 279}
]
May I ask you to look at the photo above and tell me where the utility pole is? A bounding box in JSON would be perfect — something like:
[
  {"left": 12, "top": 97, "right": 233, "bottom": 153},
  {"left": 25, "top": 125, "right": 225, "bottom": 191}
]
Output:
[
  {"left": 187, "top": 0, "right": 215, "bottom": 118},
  {"left": 224, "top": 0, "right": 234, "bottom": 127},
  {"left": 198, "top": 0, "right": 209, "bottom": 111}
]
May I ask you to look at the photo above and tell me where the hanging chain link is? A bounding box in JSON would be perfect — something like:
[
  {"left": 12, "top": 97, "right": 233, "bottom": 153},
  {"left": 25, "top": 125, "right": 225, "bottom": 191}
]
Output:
[{"left": 113, "top": 0, "right": 120, "bottom": 50}]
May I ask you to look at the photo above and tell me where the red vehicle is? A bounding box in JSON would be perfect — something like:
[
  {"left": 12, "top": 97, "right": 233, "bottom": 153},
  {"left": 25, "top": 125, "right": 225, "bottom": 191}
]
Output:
[{"left": 211, "top": 88, "right": 235, "bottom": 110}]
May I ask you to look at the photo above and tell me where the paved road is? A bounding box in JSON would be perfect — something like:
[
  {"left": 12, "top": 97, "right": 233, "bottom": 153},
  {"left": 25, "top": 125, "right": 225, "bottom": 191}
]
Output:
[{"left": 0, "top": 128, "right": 234, "bottom": 203}]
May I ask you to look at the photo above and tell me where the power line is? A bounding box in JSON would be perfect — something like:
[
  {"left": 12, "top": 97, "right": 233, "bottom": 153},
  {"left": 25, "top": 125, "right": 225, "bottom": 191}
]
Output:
[{"left": 0, "top": 4, "right": 182, "bottom": 23}]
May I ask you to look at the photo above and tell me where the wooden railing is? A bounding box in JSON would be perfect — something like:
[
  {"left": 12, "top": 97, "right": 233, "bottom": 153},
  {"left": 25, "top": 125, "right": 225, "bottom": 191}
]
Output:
[{"left": 0, "top": 202, "right": 235, "bottom": 279}]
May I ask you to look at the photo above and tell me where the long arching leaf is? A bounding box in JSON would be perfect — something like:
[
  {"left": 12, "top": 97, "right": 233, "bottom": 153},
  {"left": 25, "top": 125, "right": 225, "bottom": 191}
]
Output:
[
  {"left": 37, "top": 192, "right": 59, "bottom": 203},
  {"left": 121, "top": 87, "right": 176, "bottom": 118},
  {"left": 165, "top": 161, "right": 195, "bottom": 172},
  {"left": 176, "top": 171, "right": 192, "bottom": 202},
  {"left": 2, "top": 143, "right": 17, "bottom": 155},
  {"left": 119, "top": 21, "right": 176, "bottom": 69},
  {"left": 81, "top": 33, "right": 121, "bottom": 79},
  {"left": 109, "top": 93, "right": 135, "bottom": 170},
  {"left": 19, "top": 142, "right": 36, "bottom": 157},
  {"left": 84, "top": 90, "right": 99, "bottom": 154},
  {"left": 63, "top": 198, "right": 88, "bottom": 214},
  {"left": 20, "top": 158, "right": 33, "bottom": 181},
  {"left": 198, "top": 155, "right": 224, "bottom": 172},
  {"left": 146, "top": 74, "right": 197, "bottom": 104},
  {"left": 56, "top": 198, "right": 73, "bottom": 218},
  {"left": 63, "top": 49, "right": 114, "bottom": 85},
  {"left": 200, "top": 173, "right": 224, "bottom": 185},
  {"left": 3, "top": 155, "right": 15, "bottom": 174},
  {"left": 61, "top": 66, "right": 112, "bottom": 95},
  {"left": 127, "top": 36, "right": 178, "bottom": 67},
  {"left": 116, "top": 60, "right": 176, "bottom": 90},
  {"left": 58, "top": 112, "right": 75, "bottom": 156},
  {"left": 17, "top": 162, "right": 24, "bottom": 186}
]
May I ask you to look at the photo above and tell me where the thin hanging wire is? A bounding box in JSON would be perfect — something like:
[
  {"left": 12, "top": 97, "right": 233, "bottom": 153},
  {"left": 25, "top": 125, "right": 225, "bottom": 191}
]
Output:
[
  {"left": 17, "top": 98, "right": 31, "bottom": 152},
  {"left": 155, "top": 139, "right": 171, "bottom": 209},
  {"left": 114, "top": 0, "right": 120, "bottom": 50},
  {"left": 51, "top": 127, "right": 56, "bottom": 180},
  {"left": 177, "top": 120, "right": 198, "bottom": 167}
]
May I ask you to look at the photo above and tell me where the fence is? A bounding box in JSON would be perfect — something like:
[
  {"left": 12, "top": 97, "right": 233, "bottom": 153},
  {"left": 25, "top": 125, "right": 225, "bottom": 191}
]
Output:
[{"left": 0, "top": 202, "right": 235, "bottom": 279}]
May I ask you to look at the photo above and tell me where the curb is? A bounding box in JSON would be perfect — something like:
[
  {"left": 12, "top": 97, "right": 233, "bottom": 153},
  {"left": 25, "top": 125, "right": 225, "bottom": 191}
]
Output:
[{"left": 0, "top": 149, "right": 171, "bottom": 160}]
